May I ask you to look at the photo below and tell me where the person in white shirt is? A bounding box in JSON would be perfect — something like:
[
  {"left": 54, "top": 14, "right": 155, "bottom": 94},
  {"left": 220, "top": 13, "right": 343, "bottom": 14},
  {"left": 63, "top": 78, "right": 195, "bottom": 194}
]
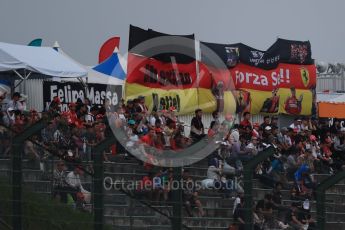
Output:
[
  {"left": 2, "top": 107, "right": 15, "bottom": 126},
  {"left": 66, "top": 166, "right": 90, "bottom": 202},
  {"left": 289, "top": 118, "right": 302, "bottom": 133},
  {"left": 84, "top": 106, "right": 98, "bottom": 123},
  {"left": 6, "top": 92, "right": 24, "bottom": 111}
]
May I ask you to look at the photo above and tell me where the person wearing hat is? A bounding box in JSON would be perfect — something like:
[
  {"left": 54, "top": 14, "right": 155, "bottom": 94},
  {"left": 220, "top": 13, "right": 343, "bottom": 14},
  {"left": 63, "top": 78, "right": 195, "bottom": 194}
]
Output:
[
  {"left": 48, "top": 96, "right": 62, "bottom": 113},
  {"left": 262, "top": 125, "right": 272, "bottom": 140},
  {"left": 289, "top": 117, "right": 302, "bottom": 133}
]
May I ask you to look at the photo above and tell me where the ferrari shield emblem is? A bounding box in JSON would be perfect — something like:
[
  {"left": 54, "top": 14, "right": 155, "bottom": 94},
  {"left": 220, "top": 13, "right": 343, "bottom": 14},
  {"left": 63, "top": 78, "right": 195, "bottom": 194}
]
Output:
[{"left": 300, "top": 67, "right": 309, "bottom": 87}]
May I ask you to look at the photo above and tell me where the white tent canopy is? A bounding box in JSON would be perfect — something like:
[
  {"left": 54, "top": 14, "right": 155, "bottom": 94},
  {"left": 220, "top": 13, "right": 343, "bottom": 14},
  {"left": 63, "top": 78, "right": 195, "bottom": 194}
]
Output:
[
  {"left": 0, "top": 42, "right": 87, "bottom": 78},
  {"left": 55, "top": 46, "right": 123, "bottom": 86}
]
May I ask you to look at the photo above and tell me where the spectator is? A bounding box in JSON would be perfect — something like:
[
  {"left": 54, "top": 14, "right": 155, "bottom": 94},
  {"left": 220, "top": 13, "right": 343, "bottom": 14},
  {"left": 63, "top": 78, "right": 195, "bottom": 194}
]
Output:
[
  {"left": 2, "top": 107, "right": 15, "bottom": 126},
  {"left": 53, "top": 160, "right": 68, "bottom": 203},
  {"left": 85, "top": 106, "right": 98, "bottom": 124},
  {"left": 211, "top": 110, "right": 220, "bottom": 125},
  {"left": 66, "top": 166, "right": 90, "bottom": 203},
  {"left": 286, "top": 202, "right": 306, "bottom": 229},
  {"left": 233, "top": 197, "right": 245, "bottom": 230},
  {"left": 289, "top": 117, "right": 302, "bottom": 133},
  {"left": 256, "top": 194, "right": 274, "bottom": 228},
  {"left": 136, "top": 173, "right": 153, "bottom": 200},
  {"left": 183, "top": 174, "right": 204, "bottom": 217},
  {"left": 245, "top": 136, "right": 259, "bottom": 156},
  {"left": 136, "top": 95, "right": 148, "bottom": 114},
  {"left": 252, "top": 123, "right": 260, "bottom": 139},
  {"left": 271, "top": 116, "right": 279, "bottom": 127},
  {"left": 208, "top": 120, "right": 220, "bottom": 138},
  {"left": 6, "top": 92, "right": 24, "bottom": 111},
  {"left": 190, "top": 109, "right": 205, "bottom": 143},
  {"left": 260, "top": 116, "right": 271, "bottom": 131},
  {"left": 63, "top": 103, "right": 78, "bottom": 125},
  {"left": 240, "top": 112, "right": 252, "bottom": 129}
]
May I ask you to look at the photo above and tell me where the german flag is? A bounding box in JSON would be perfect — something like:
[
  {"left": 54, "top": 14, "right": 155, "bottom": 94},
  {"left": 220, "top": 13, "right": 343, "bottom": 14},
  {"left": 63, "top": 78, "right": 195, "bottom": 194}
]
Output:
[{"left": 126, "top": 25, "right": 220, "bottom": 115}]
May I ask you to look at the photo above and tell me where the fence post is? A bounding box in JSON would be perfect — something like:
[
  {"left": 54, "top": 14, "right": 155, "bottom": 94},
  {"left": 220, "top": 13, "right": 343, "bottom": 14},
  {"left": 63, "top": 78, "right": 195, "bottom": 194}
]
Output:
[
  {"left": 11, "top": 120, "right": 46, "bottom": 230},
  {"left": 243, "top": 147, "right": 275, "bottom": 230},
  {"left": 92, "top": 135, "right": 117, "bottom": 230},
  {"left": 315, "top": 171, "right": 345, "bottom": 230},
  {"left": 171, "top": 167, "right": 182, "bottom": 230}
]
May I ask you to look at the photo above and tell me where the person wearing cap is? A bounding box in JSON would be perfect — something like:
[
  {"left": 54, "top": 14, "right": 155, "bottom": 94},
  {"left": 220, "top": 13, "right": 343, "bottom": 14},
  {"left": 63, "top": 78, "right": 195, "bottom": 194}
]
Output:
[
  {"left": 63, "top": 102, "right": 78, "bottom": 125},
  {"left": 48, "top": 96, "right": 62, "bottom": 114},
  {"left": 308, "top": 135, "right": 321, "bottom": 160},
  {"left": 289, "top": 117, "right": 302, "bottom": 133},
  {"left": 7, "top": 92, "right": 24, "bottom": 111},
  {"left": 263, "top": 125, "right": 272, "bottom": 140}
]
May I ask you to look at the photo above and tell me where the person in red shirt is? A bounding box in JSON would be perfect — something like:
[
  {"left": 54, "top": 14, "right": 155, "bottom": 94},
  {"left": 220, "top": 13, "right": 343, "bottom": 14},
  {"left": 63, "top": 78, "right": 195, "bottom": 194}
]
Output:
[
  {"left": 63, "top": 102, "right": 78, "bottom": 125},
  {"left": 322, "top": 137, "right": 333, "bottom": 163},
  {"left": 141, "top": 128, "right": 157, "bottom": 147},
  {"left": 240, "top": 112, "right": 252, "bottom": 129},
  {"left": 284, "top": 87, "right": 303, "bottom": 115}
]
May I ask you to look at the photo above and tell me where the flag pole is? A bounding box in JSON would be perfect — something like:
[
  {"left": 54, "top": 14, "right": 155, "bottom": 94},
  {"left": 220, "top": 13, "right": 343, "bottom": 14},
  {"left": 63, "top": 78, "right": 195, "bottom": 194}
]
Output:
[{"left": 195, "top": 40, "right": 201, "bottom": 109}]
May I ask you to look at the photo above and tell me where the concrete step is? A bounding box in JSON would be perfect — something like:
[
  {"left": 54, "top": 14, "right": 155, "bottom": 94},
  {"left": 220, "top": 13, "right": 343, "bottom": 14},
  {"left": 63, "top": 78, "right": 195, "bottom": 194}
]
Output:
[
  {"left": 183, "top": 217, "right": 233, "bottom": 228},
  {"left": 104, "top": 215, "right": 171, "bottom": 227}
]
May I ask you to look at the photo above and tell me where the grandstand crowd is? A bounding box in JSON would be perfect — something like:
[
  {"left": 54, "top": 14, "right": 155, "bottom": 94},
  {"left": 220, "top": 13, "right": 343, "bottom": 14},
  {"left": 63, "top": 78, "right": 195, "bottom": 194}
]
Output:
[{"left": 1, "top": 91, "right": 345, "bottom": 229}]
